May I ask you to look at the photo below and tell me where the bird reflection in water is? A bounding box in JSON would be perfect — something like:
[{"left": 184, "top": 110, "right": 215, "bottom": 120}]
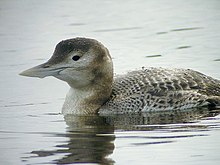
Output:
[
  {"left": 25, "top": 107, "right": 220, "bottom": 164},
  {"left": 28, "top": 115, "right": 115, "bottom": 164}
]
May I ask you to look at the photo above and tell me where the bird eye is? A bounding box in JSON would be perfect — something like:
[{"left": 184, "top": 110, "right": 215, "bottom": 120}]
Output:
[{"left": 72, "top": 55, "right": 80, "bottom": 61}]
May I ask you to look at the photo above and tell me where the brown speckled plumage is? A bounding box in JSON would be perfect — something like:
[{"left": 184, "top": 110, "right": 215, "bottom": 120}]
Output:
[{"left": 100, "top": 67, "right": 220, "bottom": 114}]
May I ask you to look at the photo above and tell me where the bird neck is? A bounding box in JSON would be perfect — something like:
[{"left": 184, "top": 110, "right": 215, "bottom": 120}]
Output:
[{"left": 62, "top": 69, "right": 113, "bottom": 115}]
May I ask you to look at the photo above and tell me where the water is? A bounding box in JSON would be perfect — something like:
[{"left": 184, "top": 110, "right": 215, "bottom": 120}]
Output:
[{"left": 1, "top": 0, "right": 220, "bottom": 164}]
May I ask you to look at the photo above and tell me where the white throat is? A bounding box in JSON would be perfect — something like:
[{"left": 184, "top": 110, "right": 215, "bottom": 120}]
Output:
[{"left": 62, "top": 87, "right": 101, "bottom": 115}]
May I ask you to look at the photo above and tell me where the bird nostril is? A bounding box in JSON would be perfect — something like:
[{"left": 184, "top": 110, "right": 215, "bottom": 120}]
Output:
[{"left": 43, "top": 65, "right": 50, "bottom": 68}]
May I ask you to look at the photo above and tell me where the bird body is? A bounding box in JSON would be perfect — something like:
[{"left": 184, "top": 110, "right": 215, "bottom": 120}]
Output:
[
  {"left": 100, "top": 67, "right": 220, "bottom": 114},
  {"left": 20, "top": 37, "right": 220, "bottom": 115}
]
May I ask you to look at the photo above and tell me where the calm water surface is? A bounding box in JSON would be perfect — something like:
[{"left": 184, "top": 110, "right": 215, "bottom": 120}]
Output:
[{"left": 0, "top": 0, "right": 220, "bottom": 164}]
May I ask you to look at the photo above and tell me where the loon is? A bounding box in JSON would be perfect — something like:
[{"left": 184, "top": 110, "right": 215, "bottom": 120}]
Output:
[{"left": 20, "top": 37, "right": 220, "bottom": 115}]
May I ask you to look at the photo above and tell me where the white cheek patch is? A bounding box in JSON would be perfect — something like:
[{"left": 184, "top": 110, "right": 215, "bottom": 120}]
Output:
[{"left": 58, "top": 68, "right": 95, "bottom": 88}]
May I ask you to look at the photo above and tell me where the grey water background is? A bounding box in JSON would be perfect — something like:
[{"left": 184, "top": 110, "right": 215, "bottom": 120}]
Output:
[{"left": 1, "top": 0, "right": 220, "bottom": 164}]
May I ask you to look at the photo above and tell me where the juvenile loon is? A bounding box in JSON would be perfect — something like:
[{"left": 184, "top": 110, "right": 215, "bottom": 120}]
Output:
[{"left": 20, "top": 37, "right": 220, "bottom": 115}]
